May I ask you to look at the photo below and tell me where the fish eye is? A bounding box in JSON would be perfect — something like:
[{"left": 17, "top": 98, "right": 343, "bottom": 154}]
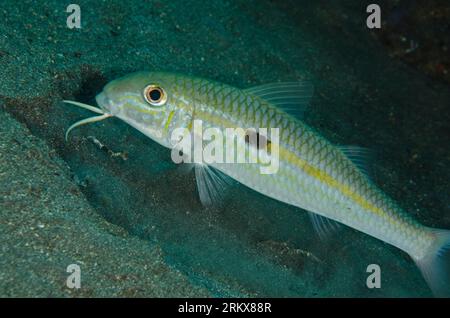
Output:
[{"left": 143, "top": 85, "right": 167, "bottom": 106}]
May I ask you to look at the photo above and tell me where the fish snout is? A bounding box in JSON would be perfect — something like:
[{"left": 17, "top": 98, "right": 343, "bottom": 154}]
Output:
[{"left": 95, "top": 91, "right": 119, "bottom": 116}]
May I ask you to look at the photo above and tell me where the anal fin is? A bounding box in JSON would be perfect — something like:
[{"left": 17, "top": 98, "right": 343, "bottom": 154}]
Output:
[{"left": 308, "top": 212, "right": 341, "bottom": 240}]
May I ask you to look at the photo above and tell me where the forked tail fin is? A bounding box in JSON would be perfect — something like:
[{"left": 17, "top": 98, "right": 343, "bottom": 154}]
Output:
[{"left": 414, "top": 228, "right": 450, "bottom": 297}]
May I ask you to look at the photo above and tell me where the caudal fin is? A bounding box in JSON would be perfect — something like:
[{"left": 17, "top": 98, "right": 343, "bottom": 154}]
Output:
[{"left": 414, "top": 228, "right": 450, "bottom": 297}]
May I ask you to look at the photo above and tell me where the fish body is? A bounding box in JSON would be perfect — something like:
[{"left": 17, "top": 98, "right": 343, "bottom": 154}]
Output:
[{"left": 65, "top": 71, "right": 450, "bottom": 296}]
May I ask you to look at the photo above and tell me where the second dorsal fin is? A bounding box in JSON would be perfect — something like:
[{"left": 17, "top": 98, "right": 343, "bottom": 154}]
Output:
[
  {"left": 245, "top": 81, "right": 314, "bottom": 118},
  {"left": 338, "top": 145, "right": 374, "bottom": 177}
]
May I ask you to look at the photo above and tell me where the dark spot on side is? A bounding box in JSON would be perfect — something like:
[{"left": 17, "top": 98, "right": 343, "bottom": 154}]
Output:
[{"left": 245, "top": 129, "right": 271, "bottom": 151}]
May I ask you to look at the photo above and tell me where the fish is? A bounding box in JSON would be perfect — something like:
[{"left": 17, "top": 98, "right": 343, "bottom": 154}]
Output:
[{"left": 63, "top": 71, "right": 450, "bottom": 296}]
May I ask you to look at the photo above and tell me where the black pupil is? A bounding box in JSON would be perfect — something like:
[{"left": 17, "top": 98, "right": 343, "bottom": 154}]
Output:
[{"left": 149, "top": 88, "right": 161, "bottom": 102}]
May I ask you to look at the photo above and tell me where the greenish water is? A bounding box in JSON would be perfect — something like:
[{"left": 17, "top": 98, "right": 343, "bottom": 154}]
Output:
[{"left": 0, "top": 0, "right": 448, "bottom": 297}]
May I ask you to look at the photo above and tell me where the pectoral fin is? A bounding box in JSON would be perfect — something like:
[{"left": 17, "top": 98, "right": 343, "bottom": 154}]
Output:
[{"left": 194, "top": 164, "right": 234, "bottom": 207}]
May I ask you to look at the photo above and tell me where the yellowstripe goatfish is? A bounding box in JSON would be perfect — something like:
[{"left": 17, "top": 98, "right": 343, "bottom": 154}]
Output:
[{"left": 63, "top": 71, "right": 450, "bottom": 296}]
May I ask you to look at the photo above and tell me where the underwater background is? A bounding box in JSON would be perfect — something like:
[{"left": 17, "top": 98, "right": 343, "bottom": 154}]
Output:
[{"left": 0, "top": 0, "right": 449, "bottom": 297}]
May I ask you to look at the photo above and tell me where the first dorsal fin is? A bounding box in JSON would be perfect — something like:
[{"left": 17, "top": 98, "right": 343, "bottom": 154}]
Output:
[{"left": 245, "top": 81, "right": 314, "bottom": 118}]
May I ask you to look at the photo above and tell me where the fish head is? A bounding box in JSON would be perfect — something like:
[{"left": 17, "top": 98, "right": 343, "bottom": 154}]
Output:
[{"left": 95, "top": 71, "right": 194, "bottom": 147}]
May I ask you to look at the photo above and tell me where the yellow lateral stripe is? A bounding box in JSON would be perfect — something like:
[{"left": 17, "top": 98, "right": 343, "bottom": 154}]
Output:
[
  {"left": 195, "top": 109, "right": 387, "bottom": 219},
  {"left": 164, "top": 110, "right": 175, "bottom": 133},
  {"left": 118, "top": 95, "right": 160, "bottom": 115},
  {"left": 295, "top": 156, "right": 385, "bottom": 216}
]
